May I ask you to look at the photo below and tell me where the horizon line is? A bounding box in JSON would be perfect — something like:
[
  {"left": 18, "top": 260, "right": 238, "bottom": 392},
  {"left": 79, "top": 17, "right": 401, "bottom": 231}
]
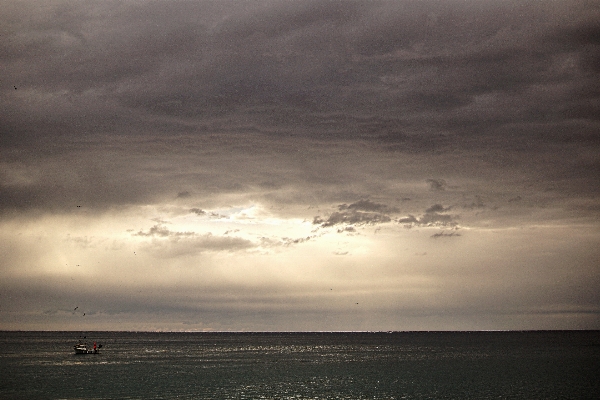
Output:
[{"left": 2, "top": 329, "right": 598, "bottom": 333}]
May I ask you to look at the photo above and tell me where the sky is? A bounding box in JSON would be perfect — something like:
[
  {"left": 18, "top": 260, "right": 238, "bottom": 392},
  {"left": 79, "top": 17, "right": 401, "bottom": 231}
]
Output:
[{"left": 1, "top": 0, "right": 599, "bottom": 331}]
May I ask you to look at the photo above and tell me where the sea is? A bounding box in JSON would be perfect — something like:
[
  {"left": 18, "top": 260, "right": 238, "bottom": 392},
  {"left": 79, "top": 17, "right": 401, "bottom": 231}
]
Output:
[{"left": 1, "top": 331, "right": 598, "bottom": 399}]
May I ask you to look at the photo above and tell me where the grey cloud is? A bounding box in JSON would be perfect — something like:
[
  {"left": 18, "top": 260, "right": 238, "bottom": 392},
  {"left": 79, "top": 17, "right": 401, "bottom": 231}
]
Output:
[
  {"left": 134, "top": 224, "right": 194, "bottom": 238},
  {"left": 133, "top": 223, "right": 258, "bottom": 256},
  {"left": 425, "top": 204, "right": 450, "bottom": 213},
  {"left": 398, "top": 215, "right": 419, "bottom": 224},
  {"left": 4, "top": 2, "right": 600, "bottom": 168},
  {"left": 464, "top": 195, "right": 486, "bottom": 210},
  {"left": 65, "top": 235, "right": 101, "bottom": 249},
  {"left": 339, "top": 199, "right": 399, "bottom": 213},
  {"left": 427, "top": 179, "right": 447, "bottom": 191},
  {"left": 281, "top": 235, "right": 317, "bottom": 246},
  {"left": 337, "top": 226, "right": 356, "bottom": 234},
  {"left": 430, "top": 230, "right": 461, "bottom": 239},
  {"left": 215, "top": 0, "right": 363, "bottom": 41},
  {"left": 208, "top": 212, "right": 228, "bottom": 219},
  {"left": 313, "top": 199, "right": 398, "bottom": 228},
  {"left": 418, "top": 212, "right": 454, "bottom": 226},
  {"left": 246, "top": 234, "right": 317, "bottom": 249},
  {"left": 0, "top": 152, "right": 159, "bottom": 214},
  {"left": 141, "top": 233, "right": 255, "bottom": 258},
  {"left": 315, "top": 211, "right": 391, "bottom": 227},
  {"left": 399, "top": 204, "right": 457, "bottom": 227},
  {"left": 3, "top": 0, "right": 598, "bottom": 150}
]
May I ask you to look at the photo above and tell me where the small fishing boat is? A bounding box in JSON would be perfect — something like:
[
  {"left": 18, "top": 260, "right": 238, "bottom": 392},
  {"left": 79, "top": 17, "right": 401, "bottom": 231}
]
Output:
[{"left": 74, "top": 341, "right": 101, "bottom": 354}]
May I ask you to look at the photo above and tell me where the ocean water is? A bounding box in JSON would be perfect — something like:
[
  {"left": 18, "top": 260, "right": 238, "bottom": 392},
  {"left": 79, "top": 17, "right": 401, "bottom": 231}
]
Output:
[{"left": 0, "top": 331, "right": 598, "bottom": 399}]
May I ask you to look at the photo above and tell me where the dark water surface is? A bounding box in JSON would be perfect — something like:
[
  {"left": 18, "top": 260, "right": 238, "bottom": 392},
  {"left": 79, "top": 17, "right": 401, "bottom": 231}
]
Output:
[{"left": 1, "top": 331, "right": 598, "bottom": 399}]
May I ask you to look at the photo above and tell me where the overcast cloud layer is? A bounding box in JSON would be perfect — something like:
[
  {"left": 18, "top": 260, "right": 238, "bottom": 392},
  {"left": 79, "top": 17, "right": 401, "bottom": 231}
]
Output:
[{"left": 1, "top": 0, "right": 599, "bottom": 331}]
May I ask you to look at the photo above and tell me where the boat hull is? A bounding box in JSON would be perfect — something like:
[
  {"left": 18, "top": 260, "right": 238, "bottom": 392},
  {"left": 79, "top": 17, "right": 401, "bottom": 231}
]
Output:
[
  {"left": 74, "top": 349, "right": 99, "bottom": 354},
  {"left": 74, "top": 345, "right": 99, "bottom": 354}
]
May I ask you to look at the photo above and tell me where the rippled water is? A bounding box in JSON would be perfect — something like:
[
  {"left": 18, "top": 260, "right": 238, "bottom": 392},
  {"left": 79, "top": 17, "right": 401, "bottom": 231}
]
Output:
[{"left": 1, "top": 331, "right": 598, "bottom": 399}]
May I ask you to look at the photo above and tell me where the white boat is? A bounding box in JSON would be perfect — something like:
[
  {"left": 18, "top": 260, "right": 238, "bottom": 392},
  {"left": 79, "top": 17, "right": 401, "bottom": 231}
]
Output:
[{"left": 74, "top": 341, "right": 101, "bottom": 354}]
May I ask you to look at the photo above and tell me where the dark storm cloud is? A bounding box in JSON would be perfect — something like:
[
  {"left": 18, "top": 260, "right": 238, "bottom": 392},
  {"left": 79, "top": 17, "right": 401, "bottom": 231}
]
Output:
[
  {"left": 0, "top": 147, "right": 159, "bottom": 213},
  {"left": 2, "top": 0, "right": 598, "bottom": 146},
  {"left": 1, "top": 0, "right": 599, "bottom": 214}
]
